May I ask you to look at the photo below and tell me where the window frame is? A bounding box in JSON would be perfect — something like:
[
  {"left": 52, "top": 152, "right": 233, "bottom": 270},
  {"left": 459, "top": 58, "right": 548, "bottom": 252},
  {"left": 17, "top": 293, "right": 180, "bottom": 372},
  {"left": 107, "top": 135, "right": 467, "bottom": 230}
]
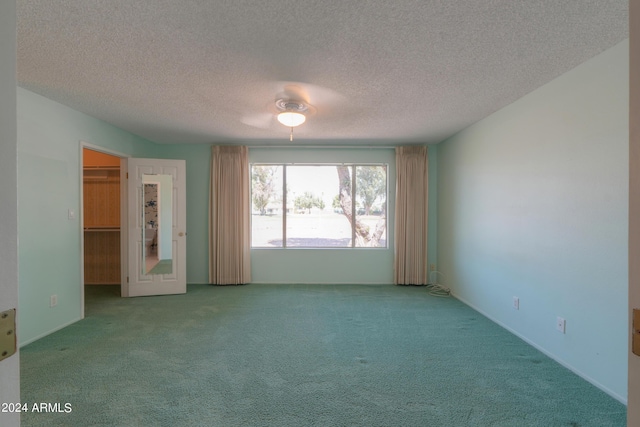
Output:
[{"left": 250, "top": 162, "right": 389, "bottom": 249}]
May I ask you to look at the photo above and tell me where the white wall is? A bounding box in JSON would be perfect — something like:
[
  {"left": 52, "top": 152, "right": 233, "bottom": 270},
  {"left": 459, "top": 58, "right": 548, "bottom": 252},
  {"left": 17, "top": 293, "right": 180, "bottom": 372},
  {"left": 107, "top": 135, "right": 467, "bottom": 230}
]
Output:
[
  {"left": 0, "top": 1, "right": 20, "bottom": 426},
  {"left": 438, "top": 40, "right": 629, "bottom": 401}
]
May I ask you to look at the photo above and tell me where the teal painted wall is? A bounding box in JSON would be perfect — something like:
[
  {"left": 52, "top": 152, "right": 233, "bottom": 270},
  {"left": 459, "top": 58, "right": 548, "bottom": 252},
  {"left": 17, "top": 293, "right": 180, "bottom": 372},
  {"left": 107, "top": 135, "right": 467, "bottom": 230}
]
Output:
[
  {"left": 17, "top": 88, "right": 159, "bottom": 345},
  {"left": 437, "top": 40, "right": 628, "bottom": 401}
]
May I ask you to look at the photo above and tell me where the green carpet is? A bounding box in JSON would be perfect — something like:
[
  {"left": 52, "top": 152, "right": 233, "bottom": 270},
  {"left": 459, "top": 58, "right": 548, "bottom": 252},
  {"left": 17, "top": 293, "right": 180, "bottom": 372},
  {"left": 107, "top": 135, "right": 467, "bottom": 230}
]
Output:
[{"left": 20, "top": 284, "right": 626, "bottom": 426}]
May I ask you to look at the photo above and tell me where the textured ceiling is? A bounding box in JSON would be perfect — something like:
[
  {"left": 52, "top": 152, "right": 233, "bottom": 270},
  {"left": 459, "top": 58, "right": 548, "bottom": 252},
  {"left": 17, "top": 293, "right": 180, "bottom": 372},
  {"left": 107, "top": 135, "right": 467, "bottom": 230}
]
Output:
[{"left": 17, "top": 0, "right": 628, "bottom": 146}]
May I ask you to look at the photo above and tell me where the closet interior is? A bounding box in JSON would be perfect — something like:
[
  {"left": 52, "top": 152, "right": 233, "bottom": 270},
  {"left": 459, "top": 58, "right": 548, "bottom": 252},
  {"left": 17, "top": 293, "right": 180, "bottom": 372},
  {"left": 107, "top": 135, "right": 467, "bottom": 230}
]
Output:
[{"left": 83, "top": 149, "right": 121, "bottom": 285}]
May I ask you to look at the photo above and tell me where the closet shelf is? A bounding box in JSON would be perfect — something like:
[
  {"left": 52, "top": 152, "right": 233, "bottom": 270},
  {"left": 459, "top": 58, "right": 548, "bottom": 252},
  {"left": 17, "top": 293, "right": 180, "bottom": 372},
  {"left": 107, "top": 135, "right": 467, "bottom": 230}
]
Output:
[
  {"left": 84, "top": 227, "right": 120, "bottom": 232},
  {"left": 83, "top": 166, "right": 120, "bottom": 171}
]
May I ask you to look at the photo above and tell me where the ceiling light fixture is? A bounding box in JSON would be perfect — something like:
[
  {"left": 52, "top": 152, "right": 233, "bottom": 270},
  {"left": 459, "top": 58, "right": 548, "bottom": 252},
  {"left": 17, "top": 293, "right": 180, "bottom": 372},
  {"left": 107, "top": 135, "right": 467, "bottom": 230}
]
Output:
[
  {"left": 275, "top": 99, "right": 308, "bottom": 141},
  {"left": 277, "top": 111, "right": 306, "bottom": 127}
]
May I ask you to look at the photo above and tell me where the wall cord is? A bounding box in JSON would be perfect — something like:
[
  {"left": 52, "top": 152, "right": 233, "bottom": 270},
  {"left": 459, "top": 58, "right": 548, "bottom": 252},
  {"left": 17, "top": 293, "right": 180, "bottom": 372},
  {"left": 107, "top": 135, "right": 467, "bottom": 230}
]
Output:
[{"left": 426, "top": 271, "right": 450, "bottom": 297}]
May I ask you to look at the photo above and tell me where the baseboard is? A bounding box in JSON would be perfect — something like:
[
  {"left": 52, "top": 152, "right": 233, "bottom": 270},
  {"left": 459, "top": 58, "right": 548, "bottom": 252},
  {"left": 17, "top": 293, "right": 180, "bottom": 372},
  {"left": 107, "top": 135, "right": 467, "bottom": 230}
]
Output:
[
  {"left": 19, "top": 317, "right": 82, "bottom": 348},
  {"left": 451, "top": 292, "right": 627, "bottom": 406},
  {"left": 248, "top": 282, "right": 392, "bottom": 285}
]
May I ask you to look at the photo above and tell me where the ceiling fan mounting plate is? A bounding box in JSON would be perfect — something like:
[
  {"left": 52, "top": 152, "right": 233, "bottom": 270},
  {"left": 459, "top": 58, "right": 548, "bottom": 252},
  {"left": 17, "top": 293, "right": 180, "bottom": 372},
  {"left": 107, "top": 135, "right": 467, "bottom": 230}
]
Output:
[{"left": 275, "top": 99, "right": 309, "bottom": 113}]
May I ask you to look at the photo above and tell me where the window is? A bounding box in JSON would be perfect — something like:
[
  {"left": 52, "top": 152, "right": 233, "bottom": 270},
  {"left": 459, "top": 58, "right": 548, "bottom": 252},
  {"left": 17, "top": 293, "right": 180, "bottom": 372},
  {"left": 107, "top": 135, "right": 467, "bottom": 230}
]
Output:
[{"left": 251, "top": 164, "right": 387, "bottom": 248}]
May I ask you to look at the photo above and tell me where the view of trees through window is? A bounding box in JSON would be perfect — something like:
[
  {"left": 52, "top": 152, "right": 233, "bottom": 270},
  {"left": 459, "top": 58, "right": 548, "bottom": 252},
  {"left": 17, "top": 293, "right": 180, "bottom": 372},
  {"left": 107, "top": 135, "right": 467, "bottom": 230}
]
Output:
[{"left": 251, "top": 164, "right": 387, "bottom": 248}]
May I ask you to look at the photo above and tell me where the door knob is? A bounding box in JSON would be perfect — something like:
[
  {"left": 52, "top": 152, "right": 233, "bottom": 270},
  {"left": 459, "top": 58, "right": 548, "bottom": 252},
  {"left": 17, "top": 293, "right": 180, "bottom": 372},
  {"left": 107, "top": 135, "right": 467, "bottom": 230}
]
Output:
[{"left": 178, "top": 232, "right": 186, "bottom": 237}]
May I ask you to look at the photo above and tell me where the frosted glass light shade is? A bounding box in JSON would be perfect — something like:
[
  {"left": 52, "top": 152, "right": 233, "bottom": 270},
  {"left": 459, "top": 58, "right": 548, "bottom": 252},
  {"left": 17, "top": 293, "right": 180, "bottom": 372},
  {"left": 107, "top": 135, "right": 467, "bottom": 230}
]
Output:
[{"left": 277, "top": 111, "right": 306, "bottom": 127}]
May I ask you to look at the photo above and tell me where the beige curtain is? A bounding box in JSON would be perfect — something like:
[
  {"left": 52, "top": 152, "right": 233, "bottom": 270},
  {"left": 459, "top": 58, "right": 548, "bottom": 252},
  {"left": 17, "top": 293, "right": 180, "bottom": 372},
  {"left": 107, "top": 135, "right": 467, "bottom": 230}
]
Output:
[
  {"left": 394, "top": 146, "right": 428, "bottom": 285},
  {"left": 209, "top": 145, "right": 251, "bottom": 284}
]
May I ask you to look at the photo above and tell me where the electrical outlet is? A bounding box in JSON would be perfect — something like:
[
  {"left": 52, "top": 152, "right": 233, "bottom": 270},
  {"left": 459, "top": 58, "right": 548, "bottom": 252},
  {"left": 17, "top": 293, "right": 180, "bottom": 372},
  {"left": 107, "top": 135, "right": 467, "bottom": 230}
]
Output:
[
  {"left": 430, "top": 264, "right": 435, "bottom": 271},
  {"left": 512, "top": 297, "right": 519, "bottom": 310},
  {"left": 68, "top": 209, "right": 75, "bottom": 220},
  {"left": 556, "top": 317, "right": 566, "bottom": 334},
  {"left": 50, "top": 295, "right": 57, "bottom": 308}
]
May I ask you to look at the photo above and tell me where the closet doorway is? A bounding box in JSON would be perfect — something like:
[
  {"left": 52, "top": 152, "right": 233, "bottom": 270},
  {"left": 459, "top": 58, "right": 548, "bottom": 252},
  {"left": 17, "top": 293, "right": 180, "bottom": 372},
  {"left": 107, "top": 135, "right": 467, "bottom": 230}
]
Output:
[{"left": 82, "top": 147, "right": 125, "bottom": 313}]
